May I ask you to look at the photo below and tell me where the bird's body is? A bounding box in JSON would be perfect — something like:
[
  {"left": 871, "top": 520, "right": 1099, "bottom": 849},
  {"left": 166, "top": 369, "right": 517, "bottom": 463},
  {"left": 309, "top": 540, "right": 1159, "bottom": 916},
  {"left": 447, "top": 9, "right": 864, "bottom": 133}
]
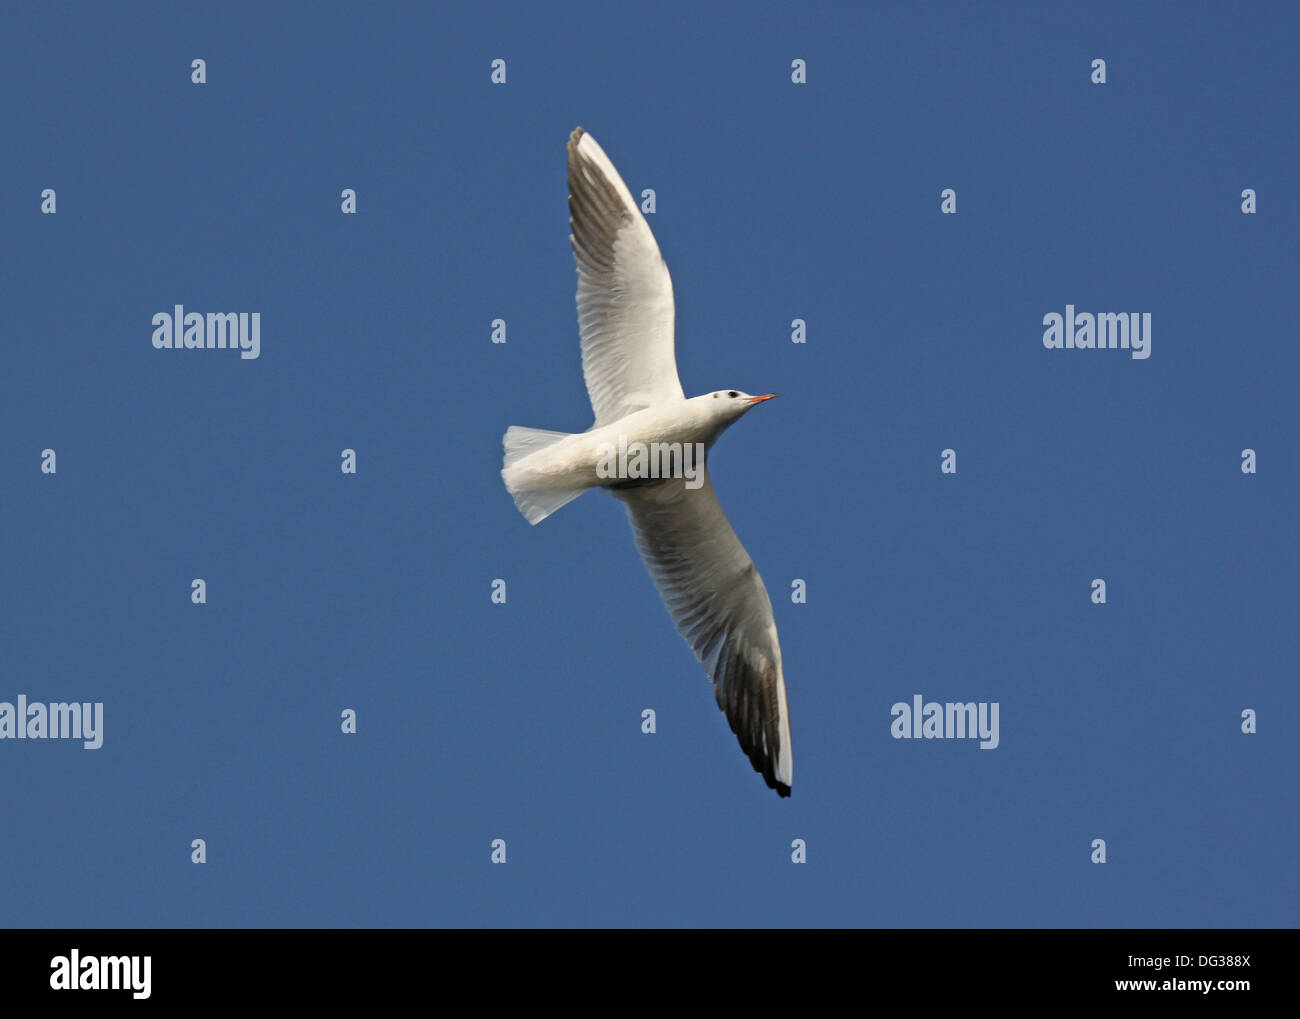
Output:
[
  {"left": 503, "top": 394, "right": 739, "bottom": 498},
  {"left": 501, "top": 127, "right": 794, "bottom": 796}
]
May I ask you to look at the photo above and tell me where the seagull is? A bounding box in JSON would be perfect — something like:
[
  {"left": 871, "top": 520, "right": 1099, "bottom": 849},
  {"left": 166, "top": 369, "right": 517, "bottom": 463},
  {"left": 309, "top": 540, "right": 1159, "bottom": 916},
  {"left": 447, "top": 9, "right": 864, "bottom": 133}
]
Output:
[{"left": 501, "top": 127, "right": 793, "bottom": 797}]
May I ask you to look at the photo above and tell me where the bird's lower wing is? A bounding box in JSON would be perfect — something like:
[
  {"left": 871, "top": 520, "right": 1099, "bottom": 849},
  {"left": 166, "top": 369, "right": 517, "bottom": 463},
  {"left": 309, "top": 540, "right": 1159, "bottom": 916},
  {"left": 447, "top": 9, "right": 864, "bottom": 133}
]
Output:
[
  {"left": 614, "top": 471, "right": 793, "bottom": 796},
  {"left": 568, "top": 128, "right": 684, "bottom": 426}
]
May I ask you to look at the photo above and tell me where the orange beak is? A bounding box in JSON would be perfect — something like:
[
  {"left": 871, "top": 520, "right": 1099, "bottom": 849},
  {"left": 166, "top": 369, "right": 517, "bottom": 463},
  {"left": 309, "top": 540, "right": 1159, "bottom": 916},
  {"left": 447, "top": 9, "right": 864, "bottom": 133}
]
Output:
[{"left": 746, "top": 393, "right": 778, "bottom": 404}]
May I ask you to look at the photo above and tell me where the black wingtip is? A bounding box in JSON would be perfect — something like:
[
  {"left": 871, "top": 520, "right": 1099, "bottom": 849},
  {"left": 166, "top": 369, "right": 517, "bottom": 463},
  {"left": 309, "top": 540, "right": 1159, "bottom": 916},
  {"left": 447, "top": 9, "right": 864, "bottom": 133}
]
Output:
[{"left": 760, "top": 763, "right": 791, "bottom": 798}]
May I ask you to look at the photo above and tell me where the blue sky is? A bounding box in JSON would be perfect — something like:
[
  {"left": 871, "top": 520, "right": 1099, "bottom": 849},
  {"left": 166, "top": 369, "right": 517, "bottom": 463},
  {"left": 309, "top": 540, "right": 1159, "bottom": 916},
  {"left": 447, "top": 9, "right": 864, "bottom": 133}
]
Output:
[{"left": 2, "top": 1, "right": 1295, "bottom": 927}]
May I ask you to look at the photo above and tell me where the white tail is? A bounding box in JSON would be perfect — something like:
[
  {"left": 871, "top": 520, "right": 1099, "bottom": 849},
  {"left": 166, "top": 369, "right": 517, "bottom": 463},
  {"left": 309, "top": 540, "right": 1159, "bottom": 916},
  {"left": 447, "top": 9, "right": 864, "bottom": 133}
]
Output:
[{"left": 501, "top": 426, "right": 588, "bottom": 525}]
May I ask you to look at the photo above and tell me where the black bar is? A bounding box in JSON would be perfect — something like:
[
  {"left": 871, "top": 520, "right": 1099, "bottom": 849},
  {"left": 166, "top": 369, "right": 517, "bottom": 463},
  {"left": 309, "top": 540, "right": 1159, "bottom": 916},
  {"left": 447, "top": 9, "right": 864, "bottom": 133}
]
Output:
[{"left": 0, "top": 929, "right": 1281, "bottom": 1005}]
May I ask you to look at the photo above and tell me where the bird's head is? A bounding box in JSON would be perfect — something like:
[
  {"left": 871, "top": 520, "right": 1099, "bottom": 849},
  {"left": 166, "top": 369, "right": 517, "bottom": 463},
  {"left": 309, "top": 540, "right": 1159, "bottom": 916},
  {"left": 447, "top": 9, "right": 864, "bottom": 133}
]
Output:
[{"left": 706, "top": 389, "right": 778, "bottom": 424}]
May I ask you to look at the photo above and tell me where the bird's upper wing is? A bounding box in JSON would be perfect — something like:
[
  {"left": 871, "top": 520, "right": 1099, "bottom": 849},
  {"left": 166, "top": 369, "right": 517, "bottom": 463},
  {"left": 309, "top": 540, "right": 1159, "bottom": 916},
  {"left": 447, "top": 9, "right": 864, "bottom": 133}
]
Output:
[
  {"left": 614, "top": 471, "right": 793, "bottom": 796},
  {"left": 568, "top": 127, "right": 684, "bottom": 427}
]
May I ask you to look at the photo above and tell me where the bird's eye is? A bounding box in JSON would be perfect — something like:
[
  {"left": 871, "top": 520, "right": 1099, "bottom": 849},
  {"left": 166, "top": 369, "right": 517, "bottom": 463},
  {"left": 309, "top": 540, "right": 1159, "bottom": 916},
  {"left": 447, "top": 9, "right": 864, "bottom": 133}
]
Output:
[
  {"left": 728, "top": 391, "right": 739, "bottom": 398},
  {"left": 713, "top": 393, "right": 719, "bottom": 398}
]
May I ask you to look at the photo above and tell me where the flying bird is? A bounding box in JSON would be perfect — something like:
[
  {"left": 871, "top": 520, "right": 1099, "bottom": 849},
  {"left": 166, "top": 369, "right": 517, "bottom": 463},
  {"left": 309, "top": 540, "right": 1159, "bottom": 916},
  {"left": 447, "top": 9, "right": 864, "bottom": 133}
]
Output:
[{"left": 501, "top": 128, "right": 793, "bottom": 797}]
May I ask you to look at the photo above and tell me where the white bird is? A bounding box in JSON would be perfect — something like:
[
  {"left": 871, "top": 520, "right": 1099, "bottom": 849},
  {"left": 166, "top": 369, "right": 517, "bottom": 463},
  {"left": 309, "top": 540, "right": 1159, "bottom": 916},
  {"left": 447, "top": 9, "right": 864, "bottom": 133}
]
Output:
[{"left": 501, "top": 128, "right": 793, "bottom": 797}]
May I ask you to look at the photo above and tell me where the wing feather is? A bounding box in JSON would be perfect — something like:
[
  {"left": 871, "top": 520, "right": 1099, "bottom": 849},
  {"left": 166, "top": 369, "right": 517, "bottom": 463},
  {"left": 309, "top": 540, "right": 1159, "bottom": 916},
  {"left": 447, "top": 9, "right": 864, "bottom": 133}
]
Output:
[
  {"left": 568, "top": 128, "right": 684, "bottom": 426},
  {"left": 614, "top": 472, "right": 793, "bottom": 796}
]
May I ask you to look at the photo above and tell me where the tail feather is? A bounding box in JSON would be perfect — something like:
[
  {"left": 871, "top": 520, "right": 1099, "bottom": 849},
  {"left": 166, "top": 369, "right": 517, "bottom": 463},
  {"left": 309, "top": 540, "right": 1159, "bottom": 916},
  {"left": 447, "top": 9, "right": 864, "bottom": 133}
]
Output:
[
  {"left": 503, "top": 425, "right": 571, "bottom": 469},
  {"left": 501, "top": 425, "right": 588, "bottom": 525}
]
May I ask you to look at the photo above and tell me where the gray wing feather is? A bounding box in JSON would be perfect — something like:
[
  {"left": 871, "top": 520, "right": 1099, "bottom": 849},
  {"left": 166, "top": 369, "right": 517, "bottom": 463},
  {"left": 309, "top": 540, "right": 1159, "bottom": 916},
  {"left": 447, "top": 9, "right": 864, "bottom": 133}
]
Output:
[{"left": 614, "top": 472, "right": 793, "bottom": 796}]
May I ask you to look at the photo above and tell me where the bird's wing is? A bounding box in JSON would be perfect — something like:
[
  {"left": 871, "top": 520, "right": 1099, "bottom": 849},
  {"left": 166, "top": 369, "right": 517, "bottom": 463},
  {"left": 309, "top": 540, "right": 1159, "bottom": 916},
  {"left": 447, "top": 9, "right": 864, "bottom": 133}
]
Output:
[
  {"left": 568, "top": 127, "right": 685, "bottom": 427},
  {"left": 614, "top": 471, "right": 793, "bottom": 796}
]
